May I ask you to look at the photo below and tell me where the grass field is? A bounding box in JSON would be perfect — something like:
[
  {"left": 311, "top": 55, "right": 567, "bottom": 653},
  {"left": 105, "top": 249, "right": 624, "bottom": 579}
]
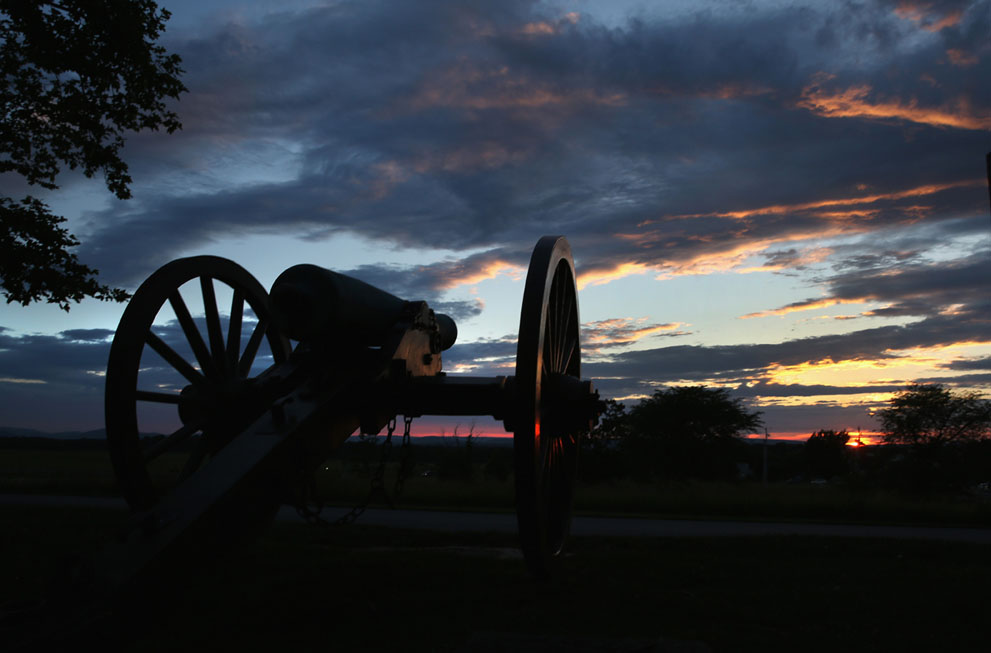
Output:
[
  {"left": 3, "top": 448, "right": 990, "bottom": 528},
  {"left": 1, "top": 503, "right": 988, "bottom": 652}
]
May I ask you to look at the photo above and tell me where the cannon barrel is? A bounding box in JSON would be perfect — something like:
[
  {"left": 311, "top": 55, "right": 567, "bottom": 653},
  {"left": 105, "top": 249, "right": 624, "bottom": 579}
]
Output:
[{"left": 270, "top": 264, "right": 457, "bottom": 348}]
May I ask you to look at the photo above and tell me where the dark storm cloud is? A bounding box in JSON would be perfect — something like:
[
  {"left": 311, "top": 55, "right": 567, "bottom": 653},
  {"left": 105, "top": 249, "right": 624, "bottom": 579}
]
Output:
[
  {"left": 430, "top": 299, "right": 485, "bottom": 323},
  {"left": 0, "top": 328, "right": 111, "bottom": 385},
  {"left": 69, "top": 0, "right": 988, "bottom": 287},
  {"left": 830, "top": 251, "right": 989, "bottom": 313},
  {"left": 584, "top": 305, "right": 991, "bottom": 384},
  {"left": 60, "top": 328, "right": 115, "bottom": 342},
  {"left": 916, "top": 372, "right": 991, "bottom": 385},
  {"left": 443, "top": 336, "right": 517, "bottom": 370},
  {"left": 944, "top": 356, "right": 991, "bottom": 371},
  {"left": 0, "top": 316, "right": 280, "bottom": 430},
  {"left": 338, "top": 247, "right": 529, "bottom": 297},
  {"left": 749, "top": 244, "right": 990, "bottom": 320},
  {"left": 0, "top": 328, "right": 110, "bottom": 429},
  {"left": 9, "top": 1, "right": 989, "bottom": 431},
  {"left": 732, "top": 381, "right": 907, "bottom": 398}
]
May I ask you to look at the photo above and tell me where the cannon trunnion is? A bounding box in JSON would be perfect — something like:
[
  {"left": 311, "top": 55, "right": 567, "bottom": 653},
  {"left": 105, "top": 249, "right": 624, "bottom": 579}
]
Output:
[{"left": 101, "top": 236, "right": 599, "bottom": 587}]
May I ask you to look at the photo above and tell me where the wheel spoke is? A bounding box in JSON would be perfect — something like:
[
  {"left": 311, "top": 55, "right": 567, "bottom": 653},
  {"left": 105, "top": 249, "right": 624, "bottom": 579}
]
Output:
[
  {"left": 547, "top": 326, "right": 557, "bottom": 375},
  {"left": 226, "top": 289, "right": 244, "bottom": 375},
  {"left": 553, "top": 273, "right": 574, "bottom": 374},
  {"left": 142, "top": 421, "right": 202, "bottom": 463},
  {"left": 560, "top": 336, "right": 577, "bottom": 377},
  {"left": 169, "top": 290, "right": 218, "bottom": 380},
  {"left": 552, "top": 294, "right": 564, "bottom": 372},
  {"left": 560, "top": 282, "right": 575, "bottom": 372},
  {"left": 547, "top": 272, "right": 561, "bottom": 372},
  {"left": 200, "top": 276, "right": 226, "bottom": 375},
  {"left": 135, "top": 390, "right": 181, "bottom": 404},
  {"left": 541, "top": 432, "right": 556, "bottom": 473},
  {"left": 548, "top": 275, "right": 562, "bottom": 373},
  {"left": 552, "top": 273, "right": 564, "bottom": 366},
  {"left": 238, "top": 318, "right": 269, "bottom": 377},
  {"left": 540, "top": 439, "right": 558, "bottom": 499},
  {"left": 146, "top": 332, "right": 206, "bottom": 387}
]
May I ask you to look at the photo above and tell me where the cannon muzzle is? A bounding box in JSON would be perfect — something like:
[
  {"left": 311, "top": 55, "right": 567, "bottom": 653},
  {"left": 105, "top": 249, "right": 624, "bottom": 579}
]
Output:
[{"left": 270, "top": 264, "right": 456, "bottom": 349}]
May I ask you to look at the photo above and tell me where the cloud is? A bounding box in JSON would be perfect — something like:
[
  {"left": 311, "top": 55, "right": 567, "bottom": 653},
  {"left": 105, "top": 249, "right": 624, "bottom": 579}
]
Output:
[
  {"left": 582, "top": 318, "right": 690, "bottom": 351},
  {"left": 797, "top": 74, "right": 991, "bottom": 130},
  {"left": 741, "top": 298, "right": 869, "bottom": 319},
  {"left": 442, "top": 335, "right": 517, "bottom": 374},
  {"left": 945, "top": 48, "right": 979, "bottom": 66},
  {"left": 740, "top": 246, "right": 989, "bottom": 321},
  {"left": 430, "top": 298, "right": 486, "bottom": 323},
  {"left": 943, "top": 356, "right": 991, "bottom": 371},
  {"left": 63, "top": 0, "right": 986, "bottom": 291},
  {"left": 5, "top": 0, "right": 990, "bottom": 437},
  {"left": 585, "top": 306, "right": 991, "bottom": 384},
  {"left": 890, "top": 0, "right": 968, "bottom": 31},
  {"left": 826, "top": 250, "right": 989, "bottom": 317}
]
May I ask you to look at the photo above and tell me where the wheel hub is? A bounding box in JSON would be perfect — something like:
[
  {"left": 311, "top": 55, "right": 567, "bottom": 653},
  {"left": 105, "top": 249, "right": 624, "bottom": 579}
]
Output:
[
  {"left": 177, "top": 379, "right": 252, "bottom": 442},
  {"left": 542, "top": 373, "right": 599, "bottom": 435}
]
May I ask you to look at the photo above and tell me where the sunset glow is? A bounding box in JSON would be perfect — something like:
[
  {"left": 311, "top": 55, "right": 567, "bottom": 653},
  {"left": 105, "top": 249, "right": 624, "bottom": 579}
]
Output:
[
  {"left": 797, "top": 78, "right": 990, "bottom": 130},
  {"left": 436, "top": 260, "right": 525, "bottom": 290},
  {"left": 577, "top": 262, "right": 651, "bottom": 289},
  {"left": 0, "top": 0, "right": 986, "bottom": 442}
]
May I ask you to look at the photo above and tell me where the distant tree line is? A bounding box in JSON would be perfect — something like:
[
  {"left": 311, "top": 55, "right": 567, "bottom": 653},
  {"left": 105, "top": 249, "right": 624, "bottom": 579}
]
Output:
[
  {"left": 582, "top": 386, "right": 763, "bottom": 483},
  {"left": 581, "top": 383, "right": 991, "bottom": 494}
]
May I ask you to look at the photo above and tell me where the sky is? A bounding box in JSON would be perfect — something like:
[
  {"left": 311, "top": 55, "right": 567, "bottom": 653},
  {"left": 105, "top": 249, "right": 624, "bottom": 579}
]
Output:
[{"left": 0, "top": 0, "right": 989, "bottom": 441}]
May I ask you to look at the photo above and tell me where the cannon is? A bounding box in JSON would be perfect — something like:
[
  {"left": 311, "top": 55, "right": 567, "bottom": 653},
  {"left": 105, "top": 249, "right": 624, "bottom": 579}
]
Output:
[{"left": 98, "top": 235, "right": 600, "bottom": 587}]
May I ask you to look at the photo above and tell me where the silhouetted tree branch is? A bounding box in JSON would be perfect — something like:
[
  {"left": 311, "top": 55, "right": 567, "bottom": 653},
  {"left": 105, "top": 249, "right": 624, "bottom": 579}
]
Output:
[
  {"left": 622, "top": 386, "right": 763, "bottom": 480},
  {"left": 628, "top": 386, "right": 763, "bottom": 443},
  {"left": 878, "top": 383, "right": 991, "bottom": 450},
  {"left": 804, "top": 429, "right": 850, "bottom": 479},
  {"left": 0, "top": 0, "right": 185, "bottom": 309}
]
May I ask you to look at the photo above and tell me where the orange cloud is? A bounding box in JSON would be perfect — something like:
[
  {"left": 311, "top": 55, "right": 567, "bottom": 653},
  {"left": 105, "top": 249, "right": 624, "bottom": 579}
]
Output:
[
  {"left": 407, "top": 63, "right": 625, "bottom": 113},
  {"left": 740, "top": 297, "right": 870, "bottom": 319},
  {"left": 521, "top": 21, "right": 556, "bottom": 35},
  {"left": 604, "top": 227, "right": 852, "bottom": 286},
  {"left": 520, "top": 12, "right": 579, "bottom": 36},
  {"left": 643, "top": 179, "right": 978, "bottom": 224},
  {"left": 590, "top": 179, "right": 974, "bottom": 288},
  {"left": 946, "top": 48, "right": 979, "bottom": 67},
  {"left": 582, "top": 318, "right": 688, "bottom": 349},
  {"left": 765, "top": 342, "right": 991, "bottom": 390},
  {"left": 706, "top": 83, "right": 773, "bottom": 100},
  {"left": 893, "top": 2, "right": 962, "bottom": 31},
  {"left": 366, "top": 160, "right": 409, "bottom": 199},
  {"left": 434, "top": 260, "right": 525, "bottom": 290},
  {"left": 797, "top": 75, "right": 990, "bottom": 130},
  {"left": 576, "top": 261, "right": 651, "bottom": 289}
]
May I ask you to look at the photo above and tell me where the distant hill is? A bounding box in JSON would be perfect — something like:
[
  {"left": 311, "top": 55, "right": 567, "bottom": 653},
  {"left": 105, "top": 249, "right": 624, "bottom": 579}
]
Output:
[{"left": 0, "top": 426, "right": 106, "bottom": 440}]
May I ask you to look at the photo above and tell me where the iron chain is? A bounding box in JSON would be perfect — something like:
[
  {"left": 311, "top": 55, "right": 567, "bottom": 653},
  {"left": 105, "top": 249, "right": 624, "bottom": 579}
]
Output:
[
  {"left": 295, "top": 415, "right": 414, "bottom": 527},
  {"left": 393, "top": 416, "right": 414, "bottom": 498}
]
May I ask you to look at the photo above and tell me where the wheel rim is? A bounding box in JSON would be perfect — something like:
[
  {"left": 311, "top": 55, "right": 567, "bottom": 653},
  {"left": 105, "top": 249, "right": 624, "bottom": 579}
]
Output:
[
  {"left": 514, "top": 235, "right": 581, "bottom": 577},
  {"left": 105, "top": 256, "right": 291, "bottom": 511}
]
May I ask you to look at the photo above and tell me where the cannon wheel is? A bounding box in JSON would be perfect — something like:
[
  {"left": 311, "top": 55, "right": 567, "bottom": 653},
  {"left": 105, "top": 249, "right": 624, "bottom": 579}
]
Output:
[
  {"left": 514, "top": 235, "right": 581, "bottom": 578},
  {"left": 105, "top": 256, "right": 291, "bottom": 511}
]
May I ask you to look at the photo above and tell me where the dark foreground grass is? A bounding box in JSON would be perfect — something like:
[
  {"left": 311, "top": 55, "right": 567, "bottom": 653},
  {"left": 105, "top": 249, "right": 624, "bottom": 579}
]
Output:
[
  {"left": 1, "top": 504, "right": 988, "bottom": 652},
  {"left": 5, "top": 450, "right": 991, "bottom": 527}
]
